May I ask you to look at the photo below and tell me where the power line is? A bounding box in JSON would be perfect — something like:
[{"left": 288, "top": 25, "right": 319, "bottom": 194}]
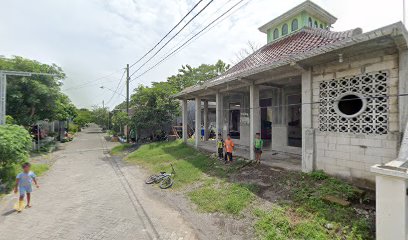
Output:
[
  {"left": 130, "top": 0, "right": 246, "bottom": 82},
  {"left": 63, "top": 69, "right": 123, "bottom": 91},
  {"left": 129, "top": 0, "right": 204, "bottom": 68},
  {"left": 129, "top": 0, "right": 249, "bottom": 87},
  {"left": 63, "top": 0, "right": 208, "bottom": 94},
  {"left": 64, "top": 79, "right": 120, "bottom": 91},
  {"left": 106, "top": 69, "right": 126, "bottom": 105},
  {"left": 159, "top": 0, "right": 236, "bottom": 59},
  {"left": 163, "top": 0, "right": 251, "bottom": 63},
  {"left": 129, "top": 0, "right": 215, "bottom": 78}
]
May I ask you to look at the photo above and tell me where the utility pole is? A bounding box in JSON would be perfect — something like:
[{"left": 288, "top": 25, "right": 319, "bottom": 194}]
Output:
[
  {"left": 404, "top": 0, "right": 407, "bottom": 26},
  {"left": 102, "top": 100, "right": 106, "bottom": 130},
  {"left": 0, "top": 71, "right": 56, "bottom": 125},
  {"left": 0, "top": 73, "right": 7, "bottom": 125},
  {"left": 126, "top": 64, "right": 130, "bottom": 143}
]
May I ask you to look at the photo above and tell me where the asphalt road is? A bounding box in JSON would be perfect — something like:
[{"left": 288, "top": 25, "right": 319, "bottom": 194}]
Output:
[{"left": 0, "top": 127, "right": 197, "bottom": 240}]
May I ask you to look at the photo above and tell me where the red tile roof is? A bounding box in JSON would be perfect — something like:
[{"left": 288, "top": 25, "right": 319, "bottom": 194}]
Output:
[
  {"left": 211, "top": 27, "right": 361, "bottom": 83},
  {"left": 174, "top": 22, "right": 407, "bottom": 98}
]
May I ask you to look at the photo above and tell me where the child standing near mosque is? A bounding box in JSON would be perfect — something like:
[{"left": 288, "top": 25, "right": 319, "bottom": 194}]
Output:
[
  {"left": 217, "top": 133, "right": 224, "bottom": 160},
  {"left": 224, "top": 134, "right": 235, "bottom": 163}
]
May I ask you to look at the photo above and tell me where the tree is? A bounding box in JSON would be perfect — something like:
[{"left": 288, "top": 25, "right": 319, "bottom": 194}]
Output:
[
  {"left": 122, "top": 60, "right": 229, "bottom": 138},
  {"left": 111, "top": 111, "right": 129, "bottom": 134},
  {"left": 91, "top": 106, "right": 109, "bottom": 129},
  {"left": 0, "top": 56, "right": 73, "bottom": 125},
  {"left": 74, "top": 108, "right": 93, "bottom": 128},
  {"left": 167, "top": 60, "right": 230, "bottom": 92},
  {"left": 131, "top": 82, "right": 179, "bottom": 137},
  {"left": 231, "top": 41, "right": 261, "bottom": 65},
  {"left": 54, "top": 94, "right": 77, "bottom": 121}
]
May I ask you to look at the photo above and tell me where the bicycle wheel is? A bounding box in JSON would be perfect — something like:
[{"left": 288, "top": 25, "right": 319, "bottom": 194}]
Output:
[
  {"left": 159, "top": 176, "right": 174, "bottom": 189},
  {"left": 145, "top": 175, "right": 158, "bottom": 184}
]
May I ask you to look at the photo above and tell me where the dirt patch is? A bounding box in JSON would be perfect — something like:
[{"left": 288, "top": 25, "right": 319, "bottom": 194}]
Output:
[
  {"left": 229, "top": 162, "right": 376, "bottom": 236},
  {"left": 230, "top": 164, "right": 298, "bottom": 202}
]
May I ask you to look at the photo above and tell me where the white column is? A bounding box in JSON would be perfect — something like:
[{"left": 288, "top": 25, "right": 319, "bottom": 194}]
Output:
[
  {"left": 301, "top": 69, "right": 315, "bottom": 172},
  {"left": 216, "top": 92, "right": 224, "bottom": 137},
  {"left": 204, "top": 100, "right": 209, "bottom": 141},
  {"left": 372, "top": 122, "right": 408, "bottom": 239},
  {"left": 195, "top": 97, "right": 201, "bottom": 148},
  {"left": 181, "top": 99, "right": 188, "bottom": 143},
  {"left": 0, "top": 73, "right": 6, "bottom": 125},
  {"left": 374, "top": 173, "right": 408, "bottom": 240},
  {"left": 250, "top": 83, "right": 260, "bottom": 160}
]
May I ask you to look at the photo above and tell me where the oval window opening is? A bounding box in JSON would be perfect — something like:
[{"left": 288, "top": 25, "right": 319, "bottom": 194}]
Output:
[{"left": 337, "top": 94, "right": 365, "bottom": 117}]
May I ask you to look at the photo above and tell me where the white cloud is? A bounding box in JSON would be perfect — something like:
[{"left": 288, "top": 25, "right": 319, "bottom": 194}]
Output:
[{"left": 0, "top": 0, "right": 405, "bottom": 109}]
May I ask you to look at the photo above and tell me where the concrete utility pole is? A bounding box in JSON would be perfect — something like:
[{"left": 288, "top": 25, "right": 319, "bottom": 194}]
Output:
[
  {"left": 404, "top": 0, "right": 407, "bottom": 26},
  {"left": 102, "top": 100, "right": 106, "bottom": 130},
  {"left": 126, "top": 64, "right": 130, "bottom": 143},
  {"left": 0, "top": 71, "right": 57, "bottom": 125}
]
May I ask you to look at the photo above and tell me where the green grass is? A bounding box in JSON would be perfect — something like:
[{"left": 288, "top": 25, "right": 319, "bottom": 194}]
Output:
[
  {"left": 254, "top": 205, "right": 367, "bottom": 240},
  {"left": 127, "top": 141, "right": 206, "bottom": 187},
  {"left": 1, "top": 163, "right": 50, "bottom": 193},
  {"left": 254, "top": 206, "right": 331, "bottom": 240},
  {"left": 30, "top": 163, "right": 49, "bottom": 176},
  {"left": 126, "top": 141, "right": 372, "bottom": 239},
  {"left": 126, "top": 140, "right": 245, "bottom": 188},
  {"left": 253, "top": 171, "right": 372, "bottom": 240},
  {"left": 126, "top": 140, "right": 254, "bottom": 214},
  {"left": 110, "top": 143, "right": 133, "bottom": 155},
  {"left": 13, "top": 163, "right": 49, "bottom": 177},
  {"left": 291, "top": 172, "right": 371, "bottom": 236},
  {"left": 188, "top": 181, "right": 254, "bottom": 215}
]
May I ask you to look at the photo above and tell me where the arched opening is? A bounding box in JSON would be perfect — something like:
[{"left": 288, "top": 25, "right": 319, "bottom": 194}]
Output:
[
  {"left": 308, "top": 17, "right": 313, "bottom": 27},
  {"left": 273, "top": 28, "right": 279, "bottom": 39},
  {"left": 282, "top": 24, "right": 288, "bottom": 36},
  {"left": 291, "top": 19, "right": 298, "bottom": 31}
]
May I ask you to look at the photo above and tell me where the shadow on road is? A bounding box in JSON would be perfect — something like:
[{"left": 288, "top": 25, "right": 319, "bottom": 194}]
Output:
[{"left": 2, "top": 209, "right": 16, "bottom": 216}]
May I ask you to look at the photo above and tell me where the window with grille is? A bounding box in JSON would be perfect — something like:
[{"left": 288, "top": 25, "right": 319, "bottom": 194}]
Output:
[{"left": 318, "top": 71, "right": 389, "bottom": 134}]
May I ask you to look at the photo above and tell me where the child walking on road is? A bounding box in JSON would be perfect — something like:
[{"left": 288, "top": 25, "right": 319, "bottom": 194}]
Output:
[
  {"left": 14, "top": 162, "right": 39, "bottom": 212},
  {"left": 224, "top": 134, "right": 235, "bottom": 163},
  {"left": 217, "top": 133, "right": 224, "bottom": 160},
  {"left": 254, "top": 133, "right": 264, "bottom": 164}
]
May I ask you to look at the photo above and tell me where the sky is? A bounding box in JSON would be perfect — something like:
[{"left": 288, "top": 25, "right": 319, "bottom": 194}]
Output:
[{"left": 0, "top": 0, "right": 405, "bottom": 109}]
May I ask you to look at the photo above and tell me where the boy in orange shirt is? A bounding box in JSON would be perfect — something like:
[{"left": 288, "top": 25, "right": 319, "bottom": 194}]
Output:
[{"left": 224, "top": 134, "right": 235, "bottom": 163}]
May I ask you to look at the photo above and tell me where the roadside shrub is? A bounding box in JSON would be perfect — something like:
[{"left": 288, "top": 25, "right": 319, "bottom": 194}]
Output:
[
  {"left": 0, "top": 125, "right": 32, "bottom": 166},
  {"left": 0, "top": 165, "right": 17, "bottom": 191},
  {"left": 0, "top": 125, "right": 32, "bottom": 191},
  {"left": 108, "top": 130, "right": 117, "bottom": 136},
  {"left": 5, "top": 115, "right": 15, "bottom": 125},
  {"left": 68, "top": 122, "right": 79, "bottom": 133}
]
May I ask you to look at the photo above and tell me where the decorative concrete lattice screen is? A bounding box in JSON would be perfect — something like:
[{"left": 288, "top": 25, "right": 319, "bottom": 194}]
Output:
[{"left": 319, "top": 71, "right": 388, "bottom": 134}]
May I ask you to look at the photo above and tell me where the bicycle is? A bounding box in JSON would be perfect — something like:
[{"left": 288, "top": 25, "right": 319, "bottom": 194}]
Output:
[{"left": 145, "top": 164, "right": 176, "bottom": 189}]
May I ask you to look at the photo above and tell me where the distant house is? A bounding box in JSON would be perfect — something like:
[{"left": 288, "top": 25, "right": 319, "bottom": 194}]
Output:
[{"left": 175, "top": 0, "right": 408, "bottom": 182}]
